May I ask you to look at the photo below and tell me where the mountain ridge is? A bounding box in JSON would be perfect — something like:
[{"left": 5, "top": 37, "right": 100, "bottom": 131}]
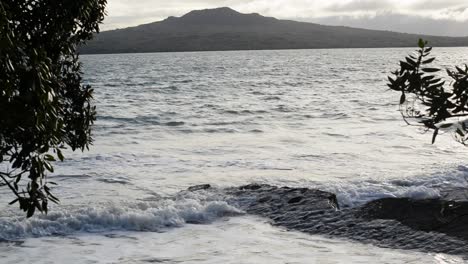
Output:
[{"left": 80, "top": 7, "right": 468, "bottom": 54}]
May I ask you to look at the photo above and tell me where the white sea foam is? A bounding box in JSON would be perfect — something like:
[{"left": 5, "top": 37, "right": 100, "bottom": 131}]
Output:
[
  {"left": 4, "top": 168, "right": 465, "bottom": 240},
  {"left": 0, "top": 196, "right": 243, "bottom": 241},
  {"left": 323, "top": 166, "right": 468, "bottom": 208}
]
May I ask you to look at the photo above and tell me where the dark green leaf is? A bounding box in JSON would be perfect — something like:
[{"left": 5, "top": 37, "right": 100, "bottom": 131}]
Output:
[
  {"left": 432, "top": 129, "right": 439, "bottom": 144},
  {"left": 26, "top": 205, "right": 35, "bottom": 218},
  {"left": 418, "top": 38, "right": 426, "bottom": 49},
  {"left": 44, "top": 154, "right": 56, "bottom": 161},
  {"left": 56, "top": 149, "right": 64, "bottom": 162},
  {"left": 0, "top": 0, "right": 103, "bottom": 217},
  {"left": 422, "top": 57, "right": 435, "bottom": 64},
  {"left": 422, "top": 68, "right": 440, "bottom": 73},
  {"left": 406, "top": 57, "right": 416, "bottom": 67},
  {"left": 400, "top": 93, "right": 406, "bottom": 104}
]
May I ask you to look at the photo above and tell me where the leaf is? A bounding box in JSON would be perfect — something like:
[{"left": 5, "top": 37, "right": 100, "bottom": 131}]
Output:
[
  {"left": 423, "top": 57, "right": 435, "bottom": 64},
  {"left": 428, "top": 81, "right": 445, "bottom": 90},
  {"left": 34, "top": 200, "right": 43, "bottom": 212},
  {"left": 26, "top": 205, "right": 35, "bottom": 218},
  {"left": 19, "top": 198, "right": 27, "bottom": 211},
  {"left": 42, "top": 201, "right": 48, "bottom": 214},
  {"left": 56, "top": 149, "right": 64, "bottom": 162},
  {"left": 15, "top": 174, "right": 22, "bottom": 184},
  {"left": 456, "top": 66, "right": 466, "bottom": 74},
  {"left": 426, "top": 78, "right": 442, "bottom": 85},
  {"left": 44, "top": 162, "right": 54, "bottom": 173},
  {"left": 432, "top": 129, "right": 439, "bottom": 144},
  {"left": 418, "top": 38, "right": 426, "bottom": 49},
  {"left": 400, "top": 93, "right": 406, "bottom": 104},
  {"left": 406, "top": 57, "right": 417, "bottom": 67},
  {"left": 422, "top": 68, "right": 441, "bottom": 73},
  {"left": 422, "top": 75, "right": 435, "bottom": 82},
  {"left": 400, "top": 61, "right": 414, "bottom": 71},
  {"left": 44, "top": 154, "right": 56, "bottom": 161}
]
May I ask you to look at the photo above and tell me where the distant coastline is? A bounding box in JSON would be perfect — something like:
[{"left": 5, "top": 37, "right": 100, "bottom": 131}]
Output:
[
  {"left": 80, "top": 7, "right": 468, "bottom": 55},
  {"left": 79, "top": 46, "right": 468, "bottom": 56}
]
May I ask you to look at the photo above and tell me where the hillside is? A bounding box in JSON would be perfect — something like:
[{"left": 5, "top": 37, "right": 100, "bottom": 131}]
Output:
[{"left": 80, "top": 7, "right": 468, "bottom": 54}]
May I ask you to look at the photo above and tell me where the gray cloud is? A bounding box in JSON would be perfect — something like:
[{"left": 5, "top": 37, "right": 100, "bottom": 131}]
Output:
[
  {"left": 102, "top": 0, "right": 254, "bottom": 30},
  {"left": 312, "top": 12, "right": 468, "bottom": 37},
  {"left": 325, "top": 0, "right": 393, "bottom": 12},
  {"left": 409, "top": 0, "right": 467, "bottom": 10}
]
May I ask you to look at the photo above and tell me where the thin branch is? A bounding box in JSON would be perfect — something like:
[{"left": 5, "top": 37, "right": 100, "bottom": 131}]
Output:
[{"left": 0, "top": 172, "right": 20, "bottom": 198}]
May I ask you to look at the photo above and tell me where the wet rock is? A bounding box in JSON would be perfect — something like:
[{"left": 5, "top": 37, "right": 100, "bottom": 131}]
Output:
[
  {"left": 238, "top": 184, "right": 264, "bottom": 191},
  {"left": 359, "top": 197, "right": 468, "bottom": 241},
  {"left": 441, "top": 187, "right": 468, "bottom": 202},
  {"left": 228, "top": 184, "right": 339, "bottom": 218},
  {"left": 187, "top": 184, "right": 211, "bottom": 192},
  {"left": 227, "top": 184, "right": 468, "bottom": 258}
]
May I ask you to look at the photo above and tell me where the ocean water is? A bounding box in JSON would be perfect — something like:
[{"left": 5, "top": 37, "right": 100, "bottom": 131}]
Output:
[{"left": 1, "top": 48, "right": 468, "bottom": 263}]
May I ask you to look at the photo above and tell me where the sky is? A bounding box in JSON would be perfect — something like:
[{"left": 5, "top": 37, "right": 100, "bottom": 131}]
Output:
[{"left": 103, "top": 0, "right": 468, "bottom": 36}]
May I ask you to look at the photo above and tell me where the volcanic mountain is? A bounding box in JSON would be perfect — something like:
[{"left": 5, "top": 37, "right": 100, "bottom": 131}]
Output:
[{"left": 80, "top": 7, "right": 468, "bottom": 54}]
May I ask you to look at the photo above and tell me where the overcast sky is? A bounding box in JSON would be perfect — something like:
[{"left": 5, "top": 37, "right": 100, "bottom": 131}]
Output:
[{"left": 103, "top": 0, "right": 468, "bottom": 36}]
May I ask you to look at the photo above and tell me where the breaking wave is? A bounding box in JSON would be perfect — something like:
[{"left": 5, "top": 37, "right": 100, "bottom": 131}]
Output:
[{"left": 0, "top": 194, "right": 242, "bottom": 241}]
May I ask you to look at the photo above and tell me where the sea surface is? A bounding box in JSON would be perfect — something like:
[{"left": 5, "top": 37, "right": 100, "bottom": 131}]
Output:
[{"left": 1, "top": 48, "right": 468, "bottom": 263}]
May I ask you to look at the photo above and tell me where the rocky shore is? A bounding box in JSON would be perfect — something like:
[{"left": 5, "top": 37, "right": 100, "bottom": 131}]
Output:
[{"left": 189, "top": 184, "right": 468, "bottom": 257}]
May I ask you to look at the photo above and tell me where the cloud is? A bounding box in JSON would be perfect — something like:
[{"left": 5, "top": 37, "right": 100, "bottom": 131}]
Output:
[
  {"left": 101, "top": 0, "right": 468, "bottom": 36},
  {"left": 409, "top": 0, "right": 467, "bottom": 11},
  {"left": 325, "top": 0, "right": 393, "bottom": 12},
  {"left": 312, "top": 12, "right": 468, "bottom": 37},
  {"left": 103, "top": 0, "right": 254, "bottom": 29}
]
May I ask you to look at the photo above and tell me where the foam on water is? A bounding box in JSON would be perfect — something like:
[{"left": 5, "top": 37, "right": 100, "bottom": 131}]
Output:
[
  {"left": 0, "top": 194, "right": 242, "bottom": 241},
  {"left": 307, "top": 165, "right": 468, "bottom": 208},
  {"left": 2, "top": 162, "right": 467, "bottom": 244},
  {"left": 3, "top": 164, "right": 464, "bottom": 242},
  {"left": 4, "top": 217, "right": 465, "bottom": 264}
]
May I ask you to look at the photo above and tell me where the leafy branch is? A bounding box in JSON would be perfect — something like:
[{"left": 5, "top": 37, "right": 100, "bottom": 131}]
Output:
[
  {"left": 0, "top": 0, "right": 106, "bottom": 217},
  {"left": 388, "top": 39, "right": 468, "bottom": 144}
]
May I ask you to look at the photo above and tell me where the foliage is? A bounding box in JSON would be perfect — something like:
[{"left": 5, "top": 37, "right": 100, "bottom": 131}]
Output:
[
  {"left": 388, "top": 39, "right": 468, "bottom": 145},
  {"left": 0, "top": 0, "right": 106, "bottom": 217}
]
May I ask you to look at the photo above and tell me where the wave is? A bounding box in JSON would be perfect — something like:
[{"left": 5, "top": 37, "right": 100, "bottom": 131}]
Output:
[
  {"left": 222, "top": 109, "right": 268, "bottom": 115},
  {"left": 97, "top": 115, "right": 188, "bottom": 128},
  {"left": 0, "top": 195, "right": 242, "bottom": 241},
  {"left": 308, "top": 166, "right": 468, "bottom": 208},
  {"left": 164, "top": 121, "right": 185, "bottom": 127},
  {"left": 2, "top": 167, "right": 467, "bottom": 244}
]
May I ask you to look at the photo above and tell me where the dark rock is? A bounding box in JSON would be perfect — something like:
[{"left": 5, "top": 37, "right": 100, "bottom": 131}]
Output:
[
  {"left": 226, "top": 184, "right": 468, "bottom": 258},
  {"left": 359, "top": 197, "right": 468, "bottom": 241},
  {"left": 239, "top": 184, "right": 263, "bottom": 190},
  {"left": 228, "top": 184, "right": 339, "bottom": 217},
  {"left": 441, "top": 187, "right": 468, "bottom": 202},
  {"left": 187, "top": 184, "right": 211, "bottom": 192}
]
